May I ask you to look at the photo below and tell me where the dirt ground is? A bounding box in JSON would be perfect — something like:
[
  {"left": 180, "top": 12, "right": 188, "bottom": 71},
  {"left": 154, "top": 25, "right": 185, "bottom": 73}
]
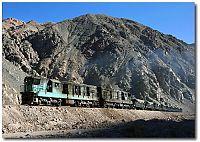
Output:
[{"left": 2, "top": 105, "right": 195, "bottom": 138}]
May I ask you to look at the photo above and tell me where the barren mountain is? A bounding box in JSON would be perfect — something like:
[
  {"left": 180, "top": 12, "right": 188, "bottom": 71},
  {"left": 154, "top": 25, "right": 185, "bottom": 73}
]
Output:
[{"left": 2, "top": 14, "right": 195, "bottom": 112}]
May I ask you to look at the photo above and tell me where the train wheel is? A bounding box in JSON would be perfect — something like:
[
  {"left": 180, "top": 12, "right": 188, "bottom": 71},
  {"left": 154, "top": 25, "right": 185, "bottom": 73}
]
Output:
[
  {"left": 38, "top": 100, "right": 42, "bottom": 105},
  {"left": 89, "top": 103, "right": 93, "bottom": 108},
  {"left": 58, "top": 99, "right": 62, "bottom": 106},
  {"left": 47, "top": 101, "right": 50, "bottom": 106},
  {"left": 84, "top": 101, "right": 88, "bottom": 107},
  {"left": 49, "top": 98, "right": 53, "bottom": 106},
  {"left": 73, "top": 102, "right": 77, "bottom": 107},
  {"left": 74, "top": 100, "right": 79, "bottom": 107},
  {"left": 57, "top": 101, "right": 61, "bottom": 106}
]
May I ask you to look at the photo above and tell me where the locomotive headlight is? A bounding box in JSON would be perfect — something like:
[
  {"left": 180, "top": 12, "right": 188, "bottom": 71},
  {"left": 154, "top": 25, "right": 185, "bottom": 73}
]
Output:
[
  {"left": 32, "top": 85, "right": 38, "bottom": 92},
  {"left": 32, "top": 85, "right": 43, "bottom": 93}
]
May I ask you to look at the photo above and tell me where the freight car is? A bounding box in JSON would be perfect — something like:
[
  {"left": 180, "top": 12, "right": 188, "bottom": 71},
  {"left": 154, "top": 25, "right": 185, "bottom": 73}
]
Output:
[{"left": 20, "top": 76, "right": 182, "bottom": 112}]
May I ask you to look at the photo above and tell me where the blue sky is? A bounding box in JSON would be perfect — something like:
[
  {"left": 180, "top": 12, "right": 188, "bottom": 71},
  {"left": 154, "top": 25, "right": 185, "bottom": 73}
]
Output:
[{"left": 3, "top": 2, "right": 195, "bottom": 44}]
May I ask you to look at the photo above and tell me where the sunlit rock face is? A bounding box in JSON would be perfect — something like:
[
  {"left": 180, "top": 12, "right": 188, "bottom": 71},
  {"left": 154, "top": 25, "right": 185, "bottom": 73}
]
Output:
[{"left": 2, "top": 14, "right": 195, "bottom": 112}]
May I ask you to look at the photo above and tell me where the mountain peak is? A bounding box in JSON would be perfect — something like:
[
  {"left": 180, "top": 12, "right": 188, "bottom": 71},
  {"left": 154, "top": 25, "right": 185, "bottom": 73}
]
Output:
[{"left": 2, "top": 17, "right": 25, "bottom": 30}]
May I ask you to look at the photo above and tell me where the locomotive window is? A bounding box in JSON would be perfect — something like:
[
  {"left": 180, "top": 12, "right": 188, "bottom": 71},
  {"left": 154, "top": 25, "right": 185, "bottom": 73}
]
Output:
[
  {"left": 110, "top": 91, "right": 112, "bottom": 99},
  {"left": 78, "top": 86, "right": 81, "bottom": 95},
  {"left": 121, "top": 92, "right": 125, "bottom": 100},
  {"left": 74, "top": 86, "right": 81, "bottom": 95},
  {"left": 72, "top": 86, "right": 75, "bottom": 95},
  {"left": 47, "top": 81, "right": 52, "bottom": 92},
  {"left": 103, "top": 91, "right": 107, "bottom": 98},
  {"left": 74, "top": 86, "right": 77, "bottom": 94},
  {"left": 55, "top": 83, "right": 60, "bottom": 88},
  {"left": 75, "top": 86, "right": 81, "bottom": 95},
  {"left": 33, "top": 78, "right": 40, "bottom": 85},
  {"left": 124, "top": 93, "right": 127, "bottom": 100},
  {"left": 83, "top": 87, "right": 86, "bottom": 96},
  {"left": 117, "top": 92, "right": 119, "bottom": 99},
  {"left": 74, "top": 86, "right": 77, "bottom": 95},
  {"left": 25, "top": 77, "right": 32, "bottom": 83},
  {"left": 87, "top": 87, "right": 90, "bottom": 96},
  {"left": 62, "top": 84, "right": 68, "bottom": 94},
  {"left": 113, "top": 92, "right": 116, "bottom": 99},
  {"left": 25, "top": 77, "right": 39, "bottom": 84}
]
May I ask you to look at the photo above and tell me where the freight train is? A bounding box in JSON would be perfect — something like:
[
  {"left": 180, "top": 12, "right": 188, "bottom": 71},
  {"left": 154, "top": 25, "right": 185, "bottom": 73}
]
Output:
[{"left": 20, "top": 76, "right": 182, "bottom": 112}]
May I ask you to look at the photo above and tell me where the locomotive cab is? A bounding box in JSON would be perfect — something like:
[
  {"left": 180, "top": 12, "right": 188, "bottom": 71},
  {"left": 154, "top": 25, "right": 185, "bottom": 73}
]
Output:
[
  {"left": 47, "top": 79, "right": 62, "bottom": 93},
  {"left": 21, "top": 76, "right": 41, "bottom": 105},
  {"left": 23, "top": 76, "right": 41, "bottom": 92}
]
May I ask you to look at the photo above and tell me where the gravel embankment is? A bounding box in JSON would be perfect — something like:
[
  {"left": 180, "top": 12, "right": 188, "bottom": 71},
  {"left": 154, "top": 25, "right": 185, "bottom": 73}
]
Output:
[{"left": 2, "top": 105, "right": 195, "bottom": 138}]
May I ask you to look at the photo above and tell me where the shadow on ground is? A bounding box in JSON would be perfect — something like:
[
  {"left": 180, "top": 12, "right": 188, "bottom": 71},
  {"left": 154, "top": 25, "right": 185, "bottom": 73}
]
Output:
[
  {"left": 4, "top": 119, "right": 195, "bottom": 139},
  {"left": 66, "top": 119, "right": 195, "bottom": 138},
  {"left": 32, "top": 119, "right": 195, "bottom": 138}
]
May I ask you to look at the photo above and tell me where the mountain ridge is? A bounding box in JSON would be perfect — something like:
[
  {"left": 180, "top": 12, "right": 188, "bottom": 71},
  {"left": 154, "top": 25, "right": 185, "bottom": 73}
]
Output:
[
  {"left": 3, "top": 14, "right": 191, "bottom": 45},
  {"left": 2, "top": 14, "right": 195, "bottom": 112}
]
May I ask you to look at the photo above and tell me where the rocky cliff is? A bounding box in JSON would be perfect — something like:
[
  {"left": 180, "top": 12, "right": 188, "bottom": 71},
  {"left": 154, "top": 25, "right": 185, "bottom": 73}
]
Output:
[{"left": 2, "top": 14, "right": 195, "bottom": 112}]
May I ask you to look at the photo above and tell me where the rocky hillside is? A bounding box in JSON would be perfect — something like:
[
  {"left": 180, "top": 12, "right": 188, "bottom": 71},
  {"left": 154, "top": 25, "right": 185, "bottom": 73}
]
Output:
[
  {"left": 2, "top": 58, "right": 27, "bottom": 105},
  {"left": 2, "top": 14, "right": 195, "bottom": 112}
]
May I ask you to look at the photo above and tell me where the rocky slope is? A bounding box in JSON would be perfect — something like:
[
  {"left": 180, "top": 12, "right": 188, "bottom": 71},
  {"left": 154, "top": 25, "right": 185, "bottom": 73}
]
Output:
[
  {"left": 2, "top": 14, "right": 195, "bottom": 112},
  {"left": 2, "top": 58, "right": 28, "bottom": 105}
]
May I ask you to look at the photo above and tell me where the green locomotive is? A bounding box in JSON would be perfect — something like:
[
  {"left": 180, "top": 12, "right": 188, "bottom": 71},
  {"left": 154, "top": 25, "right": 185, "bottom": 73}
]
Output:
[
  {"left": 20, "top": 76, "right": 182, "bottom": 112},
  {"left": 21, "top": 76, "right": 133, "bottom": 108}
]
